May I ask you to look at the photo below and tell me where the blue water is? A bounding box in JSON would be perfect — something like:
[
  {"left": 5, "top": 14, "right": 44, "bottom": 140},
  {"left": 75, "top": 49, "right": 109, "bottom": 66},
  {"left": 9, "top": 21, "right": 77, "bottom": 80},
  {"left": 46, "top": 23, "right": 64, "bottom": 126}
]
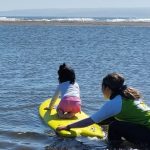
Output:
[{"left": 0, "top": 21, "right": 150, "bottom": 149}]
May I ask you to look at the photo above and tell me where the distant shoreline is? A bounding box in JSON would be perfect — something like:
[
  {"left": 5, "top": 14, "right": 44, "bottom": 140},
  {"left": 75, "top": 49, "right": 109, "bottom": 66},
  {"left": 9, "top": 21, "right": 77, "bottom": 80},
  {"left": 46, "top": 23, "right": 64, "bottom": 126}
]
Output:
[{"left": 0, "top": 20, "right": 150, "bottom": 26}]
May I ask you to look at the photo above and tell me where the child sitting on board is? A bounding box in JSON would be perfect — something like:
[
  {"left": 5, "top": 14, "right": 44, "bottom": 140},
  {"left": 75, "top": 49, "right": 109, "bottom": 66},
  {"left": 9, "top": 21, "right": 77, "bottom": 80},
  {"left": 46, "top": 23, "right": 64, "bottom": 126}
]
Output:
[{"left": 44, "top": 63, "right": 81, "bottom": 119}]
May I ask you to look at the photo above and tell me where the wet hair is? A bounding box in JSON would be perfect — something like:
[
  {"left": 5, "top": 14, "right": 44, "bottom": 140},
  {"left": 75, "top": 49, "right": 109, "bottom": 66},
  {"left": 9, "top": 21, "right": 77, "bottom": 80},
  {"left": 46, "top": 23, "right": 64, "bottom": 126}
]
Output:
[
  {"left": 102, "top": 72, "right": 141, "bottom": 100},
  {"left": 58, "top": 63, "right": 75, "bottom": 84}
]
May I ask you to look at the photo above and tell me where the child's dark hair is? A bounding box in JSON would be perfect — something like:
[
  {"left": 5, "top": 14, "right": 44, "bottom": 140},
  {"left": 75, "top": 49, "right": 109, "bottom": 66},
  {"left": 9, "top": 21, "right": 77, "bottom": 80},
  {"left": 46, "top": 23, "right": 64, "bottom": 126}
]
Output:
[
  {"left": 102, "top": 72, "right": 141, "bottom": 100},
  {"left": 58, "top": 63, "right": 75, "bottom": 84}
]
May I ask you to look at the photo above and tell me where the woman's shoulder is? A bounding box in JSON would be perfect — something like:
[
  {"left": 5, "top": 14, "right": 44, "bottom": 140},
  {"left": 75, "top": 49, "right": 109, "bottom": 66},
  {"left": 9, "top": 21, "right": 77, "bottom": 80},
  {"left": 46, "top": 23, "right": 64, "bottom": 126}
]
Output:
[
  {"left": 112, "top": 95, "right": 122, "bottom": 102},
  {"left": 107, "top": 95, "right": 122, "bottom": 107}
]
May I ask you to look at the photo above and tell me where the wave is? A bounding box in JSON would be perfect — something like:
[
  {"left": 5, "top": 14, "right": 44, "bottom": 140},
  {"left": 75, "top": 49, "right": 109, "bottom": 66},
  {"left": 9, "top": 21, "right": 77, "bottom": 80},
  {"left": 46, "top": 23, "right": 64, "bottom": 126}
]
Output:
[
  {"left": 0, "top": 130, "right": 48, "bottom": 140},
  {"left": 0, "top": 17, "right": 96, "bottom": 22},
  {"left": 1, "top": 17, "right": 150, "bottom": 23},
  {"left": 106, "top": 18, "right": 150, "bottom": 22},
  {"left": 1, "top": 17, "right": 150, "bottom": 26},
  {"left": 0, "top": 130, "right": 52, "bottom": 150},
  {"left": 0, "top": 129, "right": 105, "bottom": 150},
  {"left": 0, "top": 17, "right": 21, "bottom": 21}
]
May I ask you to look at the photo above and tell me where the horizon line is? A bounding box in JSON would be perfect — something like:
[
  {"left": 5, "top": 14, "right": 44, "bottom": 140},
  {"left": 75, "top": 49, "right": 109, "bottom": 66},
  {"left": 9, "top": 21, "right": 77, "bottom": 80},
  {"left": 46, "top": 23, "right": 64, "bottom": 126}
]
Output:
[{"left": 1, "top": 7, "right": 150, "bottom": 12}]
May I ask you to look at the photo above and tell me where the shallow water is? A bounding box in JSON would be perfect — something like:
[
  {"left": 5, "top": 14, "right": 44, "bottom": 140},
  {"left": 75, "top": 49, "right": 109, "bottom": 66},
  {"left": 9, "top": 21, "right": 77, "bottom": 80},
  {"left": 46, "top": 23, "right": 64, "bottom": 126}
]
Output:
[{"left": 0, "top": 20, "right": 150, "bottom": 149}]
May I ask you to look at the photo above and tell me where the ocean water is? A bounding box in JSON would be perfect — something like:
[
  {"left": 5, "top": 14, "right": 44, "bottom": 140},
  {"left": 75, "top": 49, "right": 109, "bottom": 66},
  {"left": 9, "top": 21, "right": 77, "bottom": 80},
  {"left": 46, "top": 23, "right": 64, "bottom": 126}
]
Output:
[{"left": 0, "top": 17, "right": 150, "bottom": 149}]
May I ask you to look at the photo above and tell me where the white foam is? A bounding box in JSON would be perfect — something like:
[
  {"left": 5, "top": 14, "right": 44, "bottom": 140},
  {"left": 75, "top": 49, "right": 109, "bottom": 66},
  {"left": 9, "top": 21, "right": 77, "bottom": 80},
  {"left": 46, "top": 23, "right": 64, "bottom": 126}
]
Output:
[
  {"left": 0, "top": 17, "right": 96, "bottom": 22},
  {"left": 1, "top": 17, "right": 150, "bottom": 23},
  {"left": 0, "top": 17, "right": 21, "bottom": 21},
  {"left": 131, "top": 19, "right": 150, "bottom": 22},
  {"left": 49, "top": 18, "right": 95, "bottom": 22},
  {"left": 107, "top": 18, "right": 150, "bottom": 22}
]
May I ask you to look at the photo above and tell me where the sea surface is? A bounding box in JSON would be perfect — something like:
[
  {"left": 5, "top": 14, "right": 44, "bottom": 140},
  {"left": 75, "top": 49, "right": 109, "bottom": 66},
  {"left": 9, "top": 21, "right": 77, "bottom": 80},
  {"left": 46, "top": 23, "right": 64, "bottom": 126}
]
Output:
[{"left": 0, "top": 17, "right": 150, "bottom": 150}]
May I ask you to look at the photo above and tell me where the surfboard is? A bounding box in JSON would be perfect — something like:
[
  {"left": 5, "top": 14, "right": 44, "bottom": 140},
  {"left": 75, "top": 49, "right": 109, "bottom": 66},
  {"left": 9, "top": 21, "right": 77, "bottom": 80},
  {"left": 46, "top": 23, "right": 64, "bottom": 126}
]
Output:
[{"left": 39, "top": 98, "right": 105, "bottom": 138}]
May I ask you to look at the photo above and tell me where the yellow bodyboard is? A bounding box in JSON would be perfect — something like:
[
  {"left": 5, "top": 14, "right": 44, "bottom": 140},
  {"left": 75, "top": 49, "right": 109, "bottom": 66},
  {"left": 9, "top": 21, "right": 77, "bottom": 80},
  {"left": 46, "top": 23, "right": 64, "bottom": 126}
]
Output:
[{"left": 39, "top": 98, "right": 104, "bottom": 138}]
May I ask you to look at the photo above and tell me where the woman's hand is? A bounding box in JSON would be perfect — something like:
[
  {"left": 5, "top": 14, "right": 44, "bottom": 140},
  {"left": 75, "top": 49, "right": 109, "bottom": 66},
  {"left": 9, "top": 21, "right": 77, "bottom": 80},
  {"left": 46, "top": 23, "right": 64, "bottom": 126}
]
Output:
[{"left": 56, "top": 125, "right": 70, "bottom": 131}]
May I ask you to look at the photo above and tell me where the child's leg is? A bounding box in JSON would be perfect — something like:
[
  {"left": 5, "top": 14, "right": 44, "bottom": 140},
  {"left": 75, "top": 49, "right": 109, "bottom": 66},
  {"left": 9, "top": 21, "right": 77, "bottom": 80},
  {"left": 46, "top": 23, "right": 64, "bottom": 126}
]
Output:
[
  {"left": 62, "top": 112, "right": 76, "bottom": 119},
  {"left": 57, "top": 96, "right": 81, "bottom": 119},
  {"left": 57, "top": 109, "right": 76, "bottom": 119},
  {"left": 57, "top": 109, "right": 65, "bottom": 118}
]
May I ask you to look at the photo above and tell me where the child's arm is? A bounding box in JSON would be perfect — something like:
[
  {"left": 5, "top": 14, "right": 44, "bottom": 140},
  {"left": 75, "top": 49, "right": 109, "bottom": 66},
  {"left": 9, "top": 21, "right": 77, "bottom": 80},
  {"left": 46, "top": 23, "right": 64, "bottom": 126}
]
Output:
[
  {"left": 48, "top": 90, "right": 59, "bottom": 110},
  {"left": 44, "top": 87, "right": 60, "bottom": 112}
]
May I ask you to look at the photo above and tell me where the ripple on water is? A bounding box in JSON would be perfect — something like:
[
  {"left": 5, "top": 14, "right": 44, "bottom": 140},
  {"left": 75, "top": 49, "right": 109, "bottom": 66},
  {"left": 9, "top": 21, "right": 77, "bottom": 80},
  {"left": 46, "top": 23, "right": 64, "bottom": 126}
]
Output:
[{"left": 0, "top": 130, "right": 51, "bottom": 150}]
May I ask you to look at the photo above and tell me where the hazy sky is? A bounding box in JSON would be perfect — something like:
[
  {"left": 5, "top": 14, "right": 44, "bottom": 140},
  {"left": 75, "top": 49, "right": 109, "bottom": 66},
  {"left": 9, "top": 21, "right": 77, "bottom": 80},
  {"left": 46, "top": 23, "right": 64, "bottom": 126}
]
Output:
[{"left": 0, "top": 0, "right": 150, "bottom": 11}]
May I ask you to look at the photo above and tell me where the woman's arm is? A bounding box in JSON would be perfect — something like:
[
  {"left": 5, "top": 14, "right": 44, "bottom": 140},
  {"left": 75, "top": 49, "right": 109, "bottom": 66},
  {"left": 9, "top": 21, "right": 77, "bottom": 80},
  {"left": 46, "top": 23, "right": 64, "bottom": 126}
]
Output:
[
  {"left": 56, "top": 117, "right": 94, "bottom": 131},
  {"left": 98, "top": 117, "right": 116, "bottom": 125},
  {"left": 57, "top": 96, "right": 122, "bottom": 131},
  {"left": 91, "top": 95, "right": 122, "bottom": 123}
]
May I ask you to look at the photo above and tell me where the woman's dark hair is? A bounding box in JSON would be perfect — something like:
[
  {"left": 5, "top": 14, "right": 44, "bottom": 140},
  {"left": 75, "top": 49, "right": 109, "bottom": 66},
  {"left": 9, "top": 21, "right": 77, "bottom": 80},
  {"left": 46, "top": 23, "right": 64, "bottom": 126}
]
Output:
[
  {"left": 102, "top": 72, "right": 141, "bottom": 100},
  {"left": 58, "top": 63, "right": 75, "bottom": 84}
]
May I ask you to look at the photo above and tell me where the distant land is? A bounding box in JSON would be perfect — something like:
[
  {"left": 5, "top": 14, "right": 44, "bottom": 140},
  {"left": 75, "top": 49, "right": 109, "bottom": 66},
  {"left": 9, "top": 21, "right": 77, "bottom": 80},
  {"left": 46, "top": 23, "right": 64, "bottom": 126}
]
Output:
[{"left": 0, "top": 8, "right": 150, "bottom": 17}]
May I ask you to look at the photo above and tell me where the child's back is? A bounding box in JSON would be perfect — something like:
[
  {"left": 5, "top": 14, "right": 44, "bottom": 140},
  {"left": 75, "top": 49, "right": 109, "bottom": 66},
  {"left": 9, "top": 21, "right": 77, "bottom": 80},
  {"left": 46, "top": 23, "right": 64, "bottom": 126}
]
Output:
[{"left": 45, "top": 63, "right": 81, "bottom": 119}]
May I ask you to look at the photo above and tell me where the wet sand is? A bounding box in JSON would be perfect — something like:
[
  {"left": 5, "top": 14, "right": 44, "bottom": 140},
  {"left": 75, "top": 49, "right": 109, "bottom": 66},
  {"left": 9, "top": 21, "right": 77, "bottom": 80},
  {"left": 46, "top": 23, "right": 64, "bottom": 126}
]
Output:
[{"left": 0, "top": 20, "right": 150, "bottom": 26}]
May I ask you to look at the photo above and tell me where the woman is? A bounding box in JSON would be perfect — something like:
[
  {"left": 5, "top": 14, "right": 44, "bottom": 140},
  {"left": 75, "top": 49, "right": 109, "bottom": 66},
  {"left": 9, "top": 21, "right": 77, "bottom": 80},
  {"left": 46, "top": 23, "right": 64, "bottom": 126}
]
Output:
[{"left": 57, "top": 73, "right": 150, "bottom": 145}]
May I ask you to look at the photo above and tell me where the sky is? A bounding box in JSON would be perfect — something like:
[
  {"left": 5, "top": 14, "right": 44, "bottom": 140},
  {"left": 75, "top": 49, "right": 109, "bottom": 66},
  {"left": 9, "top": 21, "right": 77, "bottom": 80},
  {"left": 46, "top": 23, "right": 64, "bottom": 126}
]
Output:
[{"left": 0, "top": 0, "right": 150, "bottom": 11}]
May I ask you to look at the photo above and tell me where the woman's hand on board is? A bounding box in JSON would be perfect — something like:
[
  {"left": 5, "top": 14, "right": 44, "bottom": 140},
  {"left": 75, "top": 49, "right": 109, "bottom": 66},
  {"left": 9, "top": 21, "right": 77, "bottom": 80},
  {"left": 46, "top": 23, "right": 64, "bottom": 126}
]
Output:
[{"left": 56, "top": 125, "right": 70, "bottom": 131}]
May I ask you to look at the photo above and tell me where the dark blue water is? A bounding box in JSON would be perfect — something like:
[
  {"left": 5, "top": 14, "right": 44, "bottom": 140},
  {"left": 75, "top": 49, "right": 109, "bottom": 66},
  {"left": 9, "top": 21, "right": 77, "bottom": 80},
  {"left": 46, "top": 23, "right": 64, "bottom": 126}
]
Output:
[{"left": 0, "top": 23, "right": 150, "bottom": 149}]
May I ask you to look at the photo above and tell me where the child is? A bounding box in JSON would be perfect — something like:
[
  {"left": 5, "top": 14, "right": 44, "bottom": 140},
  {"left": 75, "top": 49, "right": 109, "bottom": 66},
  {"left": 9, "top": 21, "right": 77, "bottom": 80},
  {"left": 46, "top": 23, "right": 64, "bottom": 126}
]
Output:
[
  {"left": 45, "top": 63, "right": 81, "bottom": 119},
  {"left": 57, "top": 73, "right": 150, "bottom": 146}
]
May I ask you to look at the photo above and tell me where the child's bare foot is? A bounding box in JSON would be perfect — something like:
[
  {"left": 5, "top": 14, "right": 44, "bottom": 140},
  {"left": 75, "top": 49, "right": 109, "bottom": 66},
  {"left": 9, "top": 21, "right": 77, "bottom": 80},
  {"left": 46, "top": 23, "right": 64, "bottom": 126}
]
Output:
[
  {"left": 57, "top": 109, "right": 76, "bottom": 119},
  {"left": 62, "top": 112, "right": 75, "bottom": 119},
  {"left": 57, "top": 109, "right": 65, "bottom": 118}
]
